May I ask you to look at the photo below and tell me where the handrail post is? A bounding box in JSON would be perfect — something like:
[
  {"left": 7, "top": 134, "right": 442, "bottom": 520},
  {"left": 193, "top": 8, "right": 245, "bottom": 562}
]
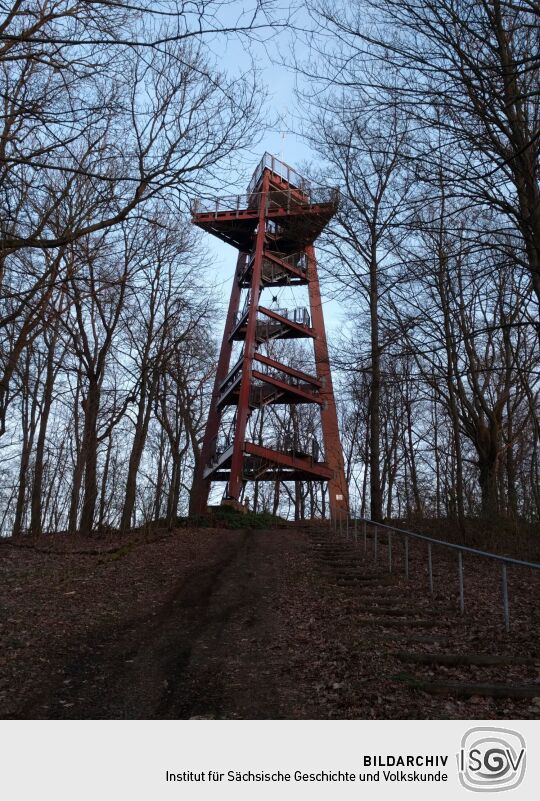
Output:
[
  {"left": 320, "top": 516, "right": 539, "bottom": 631},
  {"left": 405, "top": 536, "right": 409, "bottom": 579},
  {"left": 458, "top": 552, "right": 464, "bottom": 613},
  {"left": 501, "top": 563, "right": 510, "bottom": 631}
]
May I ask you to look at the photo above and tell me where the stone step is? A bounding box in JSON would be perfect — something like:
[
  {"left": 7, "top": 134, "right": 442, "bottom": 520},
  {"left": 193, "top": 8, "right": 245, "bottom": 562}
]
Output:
[
  {"left": 395, "top": 673, "right": 540, "bottom": 699},
  {"left": 382, "top": 634, "right": 453, "bottom": 645},
  {"left": 359, "top": 607, "right": 422, "bottom": 617},
  {"left": 357, "top": 617, "right": 437, "bottom": 628},
  {"left": 395, "top": 652, "right": 540, "bottom": 667},
  {"left": 331, "top": 577, "right": 395, "bottom": 587},
  {"left": 351, "top": 596, "right": 409, "bottom": 605},
  {"left": 322, "top": 570, "right": 383, "bottom": 579}
]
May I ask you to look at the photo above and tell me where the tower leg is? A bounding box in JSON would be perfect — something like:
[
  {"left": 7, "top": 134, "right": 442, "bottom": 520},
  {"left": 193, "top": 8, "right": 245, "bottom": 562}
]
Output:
[
  {"left": 227, "top": 172, "right": 269, "bottom": 502},
  {"left": 189, "top": 253, "right": 244, "bottom": 514},
  {"left": 306, "top": 245, "right": 349, "bottom": 518}
]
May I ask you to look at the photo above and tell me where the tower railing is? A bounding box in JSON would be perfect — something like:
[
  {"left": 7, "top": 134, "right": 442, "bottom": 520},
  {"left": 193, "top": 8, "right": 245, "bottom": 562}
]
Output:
[
  {"left": 237, "top": 251, "right": 308, "bottom": 285},
  {"left": 277, "top": 433, "right": 324, "bottom": 462},
  {"left": 252, "top": 363, "right": 317, "bottom": 388},
  {"left": 233, "top": 306, "right": 311, "bottom": 327},
  {"left": 192, "top": 187, "right": 339, "bottom": 217},
  {"left": 260, "top": 251, "right": 308, "bottom": 272},
  {"left": 247, "top": 152, "right": 311, "bottom": 196}
]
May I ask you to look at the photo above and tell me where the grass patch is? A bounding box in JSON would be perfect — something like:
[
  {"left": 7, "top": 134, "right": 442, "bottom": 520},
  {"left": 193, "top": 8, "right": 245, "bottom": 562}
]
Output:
[{"left": 185, "top": 505, "right": 282, "bottom": 530}]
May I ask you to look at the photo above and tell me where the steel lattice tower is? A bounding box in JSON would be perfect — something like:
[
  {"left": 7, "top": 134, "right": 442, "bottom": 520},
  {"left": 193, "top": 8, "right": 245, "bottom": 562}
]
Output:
[{"left": 190, "top": 154, "right": 349, "bottom": 519}]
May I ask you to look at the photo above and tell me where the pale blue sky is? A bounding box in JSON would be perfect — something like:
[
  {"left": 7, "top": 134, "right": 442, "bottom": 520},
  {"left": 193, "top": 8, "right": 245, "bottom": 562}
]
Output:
[{"left": 199, "top": 14, "right": 345, "bottom": 338}]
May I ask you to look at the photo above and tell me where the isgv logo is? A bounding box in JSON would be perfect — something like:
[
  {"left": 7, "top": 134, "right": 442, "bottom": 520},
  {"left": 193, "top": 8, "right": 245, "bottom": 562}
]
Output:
[{"left": 457, "top": 727, "right": 526, "bottom": 792}]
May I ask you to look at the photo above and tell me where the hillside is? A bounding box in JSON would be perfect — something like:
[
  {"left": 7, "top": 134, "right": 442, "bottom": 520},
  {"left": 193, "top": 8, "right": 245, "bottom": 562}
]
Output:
[{"left": 1, "top": 522, "right": 539, "bottom": 719}]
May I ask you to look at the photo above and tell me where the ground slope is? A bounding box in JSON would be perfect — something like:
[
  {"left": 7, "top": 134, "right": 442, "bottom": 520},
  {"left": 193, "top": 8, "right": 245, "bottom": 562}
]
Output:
[{"left": 1, "top": 525, "right": 539, "bottom": 719}]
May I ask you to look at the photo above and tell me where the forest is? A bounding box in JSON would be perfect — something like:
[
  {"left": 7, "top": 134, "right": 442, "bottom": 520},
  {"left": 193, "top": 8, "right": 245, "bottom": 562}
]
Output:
[{"left": 1, "top": 0, "right": 539, "bottom": 536}]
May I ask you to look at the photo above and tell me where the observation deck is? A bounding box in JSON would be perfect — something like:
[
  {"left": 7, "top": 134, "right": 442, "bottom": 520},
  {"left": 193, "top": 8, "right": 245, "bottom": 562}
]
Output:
[{"left": 191, "top": 153, "right": 339, "bottom": 252}]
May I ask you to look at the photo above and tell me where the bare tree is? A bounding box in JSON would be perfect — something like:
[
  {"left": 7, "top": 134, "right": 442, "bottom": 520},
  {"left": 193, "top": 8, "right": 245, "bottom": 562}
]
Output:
[
  {"left": 308, "top": 0, "right": 540, "bottom": 310},
  {"left": 301, "top": 92, "right": 413, "bottom": 521}
]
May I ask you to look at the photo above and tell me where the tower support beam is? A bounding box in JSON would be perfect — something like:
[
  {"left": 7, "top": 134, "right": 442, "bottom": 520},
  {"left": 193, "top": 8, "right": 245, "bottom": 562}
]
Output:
[{"left": 227, "top": 172, "right": 269, "bottom": 501}]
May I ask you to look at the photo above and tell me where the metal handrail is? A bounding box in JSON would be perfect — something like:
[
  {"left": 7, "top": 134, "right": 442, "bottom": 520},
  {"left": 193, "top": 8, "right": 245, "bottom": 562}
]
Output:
[
  {"left": 263, "top": 251, "right": 308, "bottom": 273},
  {"left": 233, "top": 306, "right": 311, "bottom": 328},
  {"left": 192, "top": 187, "right": 339, "bottom": 218},
  {"left": 192, "top": 193, "right": 255, "bottom": 216},
  {"left": 219, "top": 356, "right": 243, "bottom": 393},
  {"left": 333, "top": 517, "right": 540, "bottom": 631},
  {"left": 238, "top": 251, "right": 307, "bottom": 285},
  {"left": 247, "top": 152, "right": 312, "bottom": 196},
  {"left": 358, "top": 518, "right": 540, "bottom": 571}
]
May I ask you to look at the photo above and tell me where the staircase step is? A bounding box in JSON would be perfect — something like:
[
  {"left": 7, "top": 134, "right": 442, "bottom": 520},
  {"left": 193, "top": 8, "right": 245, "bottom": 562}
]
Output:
[
  {"left": 395, "top": 652, "right": 540, "bottom": 667},
  {"left": 383, "top": 634, "right": 453, "bottom": 645},
  {"left": 359, "top": 607, "right": 420, "bottom": 617},
  {"left": 332, "top": 577, "right": 394, "bottom": 587},
  {"left": 351, "top": 596, "right": 408, "bottom": 605},
  {"left": 323, "top": 570, "right": 381, "bottom": 578},
  {"left": 395, "top": 673, "right": 540, "bottom": 699},
  {"left": 357, "top": 617, "right": 437, "bottom": 628}
]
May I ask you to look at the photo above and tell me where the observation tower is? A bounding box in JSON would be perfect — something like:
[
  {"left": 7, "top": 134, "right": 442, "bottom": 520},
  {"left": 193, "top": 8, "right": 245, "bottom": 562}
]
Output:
[{"left": 190, "top": 154, "right": 348, "bottom": 519}]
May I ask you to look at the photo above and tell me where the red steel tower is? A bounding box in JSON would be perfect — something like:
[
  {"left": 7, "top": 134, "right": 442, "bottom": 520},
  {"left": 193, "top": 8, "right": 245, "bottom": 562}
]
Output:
[{"left": 190, "top": 154, "right": 348, "bottom": 519}]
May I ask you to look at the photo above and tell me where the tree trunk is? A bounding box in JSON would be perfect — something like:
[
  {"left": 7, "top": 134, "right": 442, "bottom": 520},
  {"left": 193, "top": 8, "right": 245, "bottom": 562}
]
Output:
[
  {"left": 478, "top": 458, "right": 499, "bottom": 520},
  {"left": 405, "top": 383, "right": 422, "bottom": 516},
  {"left": 433, "top": 395, "right": 441, "bottom": 517},
  {"left": 272, "top": 479, "right": 280, "bottom": 516},
  {"left": 68, "top": 374, "right": 84, "bottom": 533},
  {"left": 368, "top": 249, "right": 382, "bottom": 521},
  {"left": 12, "top": 354, "right": 38, "bottom": 536},
  {"left": 154, "top": 429, "right": 166, "bottom": 520},
  {"left": 78, "top": 378, "right": 101, "bottom": 536},
  {"left": 121, "top": 386, "right": 153, "bottom": 532},
  {"left": 476, "top": 422, "right": 500, "bottom": 519},
  {"left": 98, "top": 430, "right": 113, "bottom": 530},
  {"left": 12, "top": 428, "right": 32, "bottom": 536},
  {"left": 29, "top": 333, "right": 57, "bottom": 536},
  {"left": 166, "top": 455, "right": 181, "bottom": 528}
]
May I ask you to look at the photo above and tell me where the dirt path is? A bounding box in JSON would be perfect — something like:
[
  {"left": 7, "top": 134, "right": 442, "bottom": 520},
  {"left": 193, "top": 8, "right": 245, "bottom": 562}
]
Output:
[
  {"left": 1, "top": 525, "right": 539, "bottom": 719},
  {"left": 3, "top": 528, "right": 314, "bottom": 719}
]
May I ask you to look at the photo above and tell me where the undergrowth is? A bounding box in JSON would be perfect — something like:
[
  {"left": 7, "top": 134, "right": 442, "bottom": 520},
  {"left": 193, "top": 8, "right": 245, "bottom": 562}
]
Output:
[{"left": 185, "top": 505, "right": 282, "bottom": 530}]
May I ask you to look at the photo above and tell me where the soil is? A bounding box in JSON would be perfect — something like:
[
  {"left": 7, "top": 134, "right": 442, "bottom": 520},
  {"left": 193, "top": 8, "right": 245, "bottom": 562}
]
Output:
[{"left": 1, "top": 524, "right": 539, "bottom": 719}]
